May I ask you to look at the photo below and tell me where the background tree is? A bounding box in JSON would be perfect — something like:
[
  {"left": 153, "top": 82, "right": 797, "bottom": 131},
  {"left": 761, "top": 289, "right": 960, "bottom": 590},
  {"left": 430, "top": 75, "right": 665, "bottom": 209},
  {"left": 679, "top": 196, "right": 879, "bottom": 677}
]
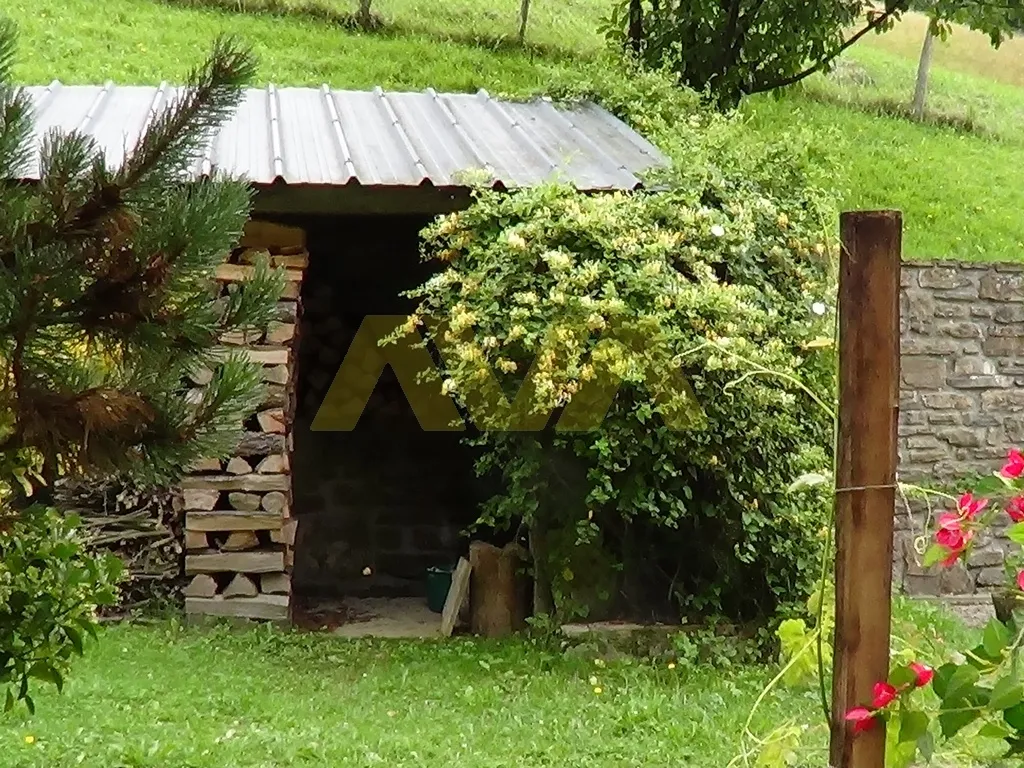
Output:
[
  {"left": 0, "top": 17, "right": 280, "bottom": 710},
  {"left": 605, "top": 0, "right": 1024, "bottom": 108},
  {"left": 909, "top": 1, "right": 1024, "bottom": 119}
]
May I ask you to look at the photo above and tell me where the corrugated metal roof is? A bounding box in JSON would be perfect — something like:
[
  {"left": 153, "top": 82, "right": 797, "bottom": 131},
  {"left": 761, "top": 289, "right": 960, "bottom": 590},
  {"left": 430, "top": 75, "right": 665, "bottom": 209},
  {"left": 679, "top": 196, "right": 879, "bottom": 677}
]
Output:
[{"left": 16, "top": 82, "right": 668, "bottom": 191}]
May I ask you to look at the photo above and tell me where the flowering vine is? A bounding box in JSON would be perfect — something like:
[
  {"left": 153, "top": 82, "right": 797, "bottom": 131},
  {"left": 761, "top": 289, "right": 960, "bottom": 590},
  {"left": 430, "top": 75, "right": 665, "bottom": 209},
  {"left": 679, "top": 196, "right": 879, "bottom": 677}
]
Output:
[{"left": 839, "top": 448, "right": 1024, "bottom": 765}]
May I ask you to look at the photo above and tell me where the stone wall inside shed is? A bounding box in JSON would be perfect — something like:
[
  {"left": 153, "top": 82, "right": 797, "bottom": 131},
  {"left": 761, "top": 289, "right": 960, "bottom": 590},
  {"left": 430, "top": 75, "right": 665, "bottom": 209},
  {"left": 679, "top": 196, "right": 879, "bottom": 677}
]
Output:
[
  {"left": 287, "top": 215, "right": 483, "bottom": 600},
  {"left": 896, "top": 261, "right": 1024, "bottom": 596}
]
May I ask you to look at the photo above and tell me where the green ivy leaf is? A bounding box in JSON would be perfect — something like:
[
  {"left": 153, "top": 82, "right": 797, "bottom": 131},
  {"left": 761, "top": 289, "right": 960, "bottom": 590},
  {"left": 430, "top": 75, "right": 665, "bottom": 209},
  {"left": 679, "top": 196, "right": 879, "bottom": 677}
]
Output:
[
  {"left": 984, "top": 619, "right": 1012, "bottom": 658},
  {"left": 27, "top": 662, "right": 62, "bottom": 693},
  {"left": 933, "top": 663, "right": 957, "bottom": 699},
  {"left": 787, "top": 472, "right": 830, "bottom": 493},
  {"left": 980, "top": 721, "right": 1012, "bottom": 739},
  {"left": 889, "top": 665, "right": 918, "bottom": 690},
  {"left": 898, "top": 710, "right": 929, "bottom": 743},
  {"left": 991, "top": 675, "right": 1024, "bottom": 711},
  {"left": 939, "top": 708, "right": 980, "bottom": 739},
  {"left": 917, "top": 732, "right": 935, "bottom": 763},
  {"left": 922, "top": 543, "right": 948, "bottom": 568},
  {"left": 63, "top": 625, "right": 84, "bottom": 657},
  {"left": 1004, "top": 701, "right": 1024, "bottom": 731},
  {"left": 943, "top": 664, "right": 981, "bottom": 703},
  {"left": 1008, "top": 522, "right": 1024, "bottom": 545},
  {"left": 3, "top": 688, "right": 13, "bottom": 713}
]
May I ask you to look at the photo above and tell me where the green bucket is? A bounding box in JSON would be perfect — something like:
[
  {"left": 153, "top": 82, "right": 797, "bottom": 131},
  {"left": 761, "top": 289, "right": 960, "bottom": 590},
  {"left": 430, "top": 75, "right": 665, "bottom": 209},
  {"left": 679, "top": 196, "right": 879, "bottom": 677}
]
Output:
[{"left": 426, "top": 565, "right": 455, "bottom": 613}]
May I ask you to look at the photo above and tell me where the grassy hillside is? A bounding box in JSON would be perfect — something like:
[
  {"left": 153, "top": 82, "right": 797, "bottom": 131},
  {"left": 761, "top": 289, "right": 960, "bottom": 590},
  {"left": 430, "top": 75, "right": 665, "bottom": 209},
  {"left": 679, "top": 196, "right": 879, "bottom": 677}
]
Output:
[{"left": 3, "top": 0, "right": 1024, "bottom": 260}]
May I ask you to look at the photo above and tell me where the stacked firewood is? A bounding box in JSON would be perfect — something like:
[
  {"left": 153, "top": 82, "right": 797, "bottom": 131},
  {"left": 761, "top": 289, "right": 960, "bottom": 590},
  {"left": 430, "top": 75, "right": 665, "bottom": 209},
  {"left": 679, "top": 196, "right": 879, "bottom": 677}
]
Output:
[
  {"left": 179, "top": 220, "right": 306, "bottom": 622},
  {"left": 56, "top": 477, "right": 181, "bottom": 614}
]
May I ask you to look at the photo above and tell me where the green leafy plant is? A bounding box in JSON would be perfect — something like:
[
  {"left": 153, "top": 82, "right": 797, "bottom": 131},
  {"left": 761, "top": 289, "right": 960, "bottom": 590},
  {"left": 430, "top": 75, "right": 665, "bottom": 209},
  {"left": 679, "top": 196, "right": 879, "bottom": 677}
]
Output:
[
  {"left": 1, "top": 505, "right": 122, "bottom": 713},
  {"left": 390, "top": 102, "right": 838, "bottom": 623}
]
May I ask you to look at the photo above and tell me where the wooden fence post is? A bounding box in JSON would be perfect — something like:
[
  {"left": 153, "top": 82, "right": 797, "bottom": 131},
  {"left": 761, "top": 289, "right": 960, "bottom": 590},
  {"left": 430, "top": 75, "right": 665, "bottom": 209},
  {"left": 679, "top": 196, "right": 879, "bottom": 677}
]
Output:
[{"left": 829, "top": 210, "right": 902, "bottom": 768}]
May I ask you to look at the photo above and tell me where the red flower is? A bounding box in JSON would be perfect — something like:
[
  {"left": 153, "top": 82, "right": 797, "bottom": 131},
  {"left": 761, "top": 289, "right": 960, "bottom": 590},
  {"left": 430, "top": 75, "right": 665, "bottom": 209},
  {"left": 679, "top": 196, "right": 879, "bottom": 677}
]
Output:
[
  {"left": 957, "top": 492, "right": 988, "bottom": 519},
  {"left": 872, "top": 682, "right": 898, "bottom": 709},
  {"left": 1008, "top": 496, "right": 1024, "bottom": 523},
  {"left": 845, "top": 707, "right": 877, "bottom": 734},
  {"left": 1017, "top": 571, "right": 1024, "bottom": 593},
  {"left": 1002, "top": 449, "right": 1024, "bottom": 480},
  {"left": 937, "top": 512, "right": 964, "bottom": 531},
  {"left": 909, "top": 662, "right": 934, "bottom": 688},
  {"left": 936, "top": 526, "right": 971, "bottom": 553}
]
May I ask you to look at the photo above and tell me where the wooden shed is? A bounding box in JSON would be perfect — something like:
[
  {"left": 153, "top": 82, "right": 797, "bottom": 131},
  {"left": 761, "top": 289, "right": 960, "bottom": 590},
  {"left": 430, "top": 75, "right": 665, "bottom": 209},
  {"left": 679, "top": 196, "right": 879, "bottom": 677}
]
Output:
[{"left": 18, "top": 83, "right": 667, "bottom": 623}]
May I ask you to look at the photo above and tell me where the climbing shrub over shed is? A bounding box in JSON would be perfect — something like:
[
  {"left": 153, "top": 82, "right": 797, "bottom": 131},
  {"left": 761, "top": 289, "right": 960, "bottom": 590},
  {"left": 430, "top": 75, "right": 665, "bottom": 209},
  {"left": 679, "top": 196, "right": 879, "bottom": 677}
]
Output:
[{"left": 398, "top": 113, "right": 838, "bottom": 621}]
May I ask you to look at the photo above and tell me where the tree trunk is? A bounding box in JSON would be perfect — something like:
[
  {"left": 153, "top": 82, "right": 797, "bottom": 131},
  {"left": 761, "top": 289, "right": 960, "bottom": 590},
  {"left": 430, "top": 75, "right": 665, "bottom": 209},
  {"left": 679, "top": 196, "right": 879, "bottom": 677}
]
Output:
[
  {"left": 357, "top": 0, "right": 373, "bottom": 27},
  {"left": 518, "top": 0, "right": 530, "bottom": 44},
  {"left": 911, "top": 24, "right": 936, "bottom": 120},
  {"left": 469, "top": 541, "right": 529, "bottom": 637},
  {"left": 626, "top": 0, "right": 644, "bottom": 56}
]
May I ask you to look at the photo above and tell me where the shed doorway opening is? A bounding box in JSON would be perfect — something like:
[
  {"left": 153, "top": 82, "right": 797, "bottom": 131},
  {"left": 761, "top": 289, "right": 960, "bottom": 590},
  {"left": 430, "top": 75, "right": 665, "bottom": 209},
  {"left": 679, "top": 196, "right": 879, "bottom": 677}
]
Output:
[{"left": 289, "top": 214, "right": 482, "bottom": 633}]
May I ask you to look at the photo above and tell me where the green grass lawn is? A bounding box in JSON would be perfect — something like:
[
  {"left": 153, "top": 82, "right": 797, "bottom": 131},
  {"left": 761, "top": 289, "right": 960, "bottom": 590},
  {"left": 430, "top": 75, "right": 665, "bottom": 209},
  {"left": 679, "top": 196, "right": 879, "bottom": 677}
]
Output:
[
  {"left": 0, "top": 597, "right": 986, "bottom": 767},
  {"left": 2, "top": 2, "right": 1023, "bottom": 256}
]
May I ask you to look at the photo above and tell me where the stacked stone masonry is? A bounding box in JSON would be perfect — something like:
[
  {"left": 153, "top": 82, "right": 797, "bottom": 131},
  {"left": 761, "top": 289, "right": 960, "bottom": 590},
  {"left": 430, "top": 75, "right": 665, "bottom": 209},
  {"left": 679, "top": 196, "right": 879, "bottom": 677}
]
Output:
[
  {"left": 897, "top": 261, "right": 1024, "bottom": 596},
  {"left": 178, "top": 220, "right": 306, "bottom": 621}
]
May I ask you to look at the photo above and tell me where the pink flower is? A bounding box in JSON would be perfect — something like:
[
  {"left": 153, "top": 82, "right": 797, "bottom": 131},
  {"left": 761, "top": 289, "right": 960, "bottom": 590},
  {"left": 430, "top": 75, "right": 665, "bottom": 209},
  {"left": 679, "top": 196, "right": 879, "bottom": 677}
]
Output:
[
  {"left": 957, "top": 492, "right": 988, "bottom": 519},
  {"left": 1008, "top": 496, "right": 1024, "bottom": 523},
  {"left": 909, "top": 662, "right": 934, "bottom": 688},
  {"left": 1002, "top": 449, "right": 1024, "bottom": 480},
  {"left": 936, "top": 526, "right": 971, "bottom": 553},
  {"left": 872, "top": 682, "right": 898, "bottom": 709},
  {"left": 937, "top": 512, "right": 964, "bottom": 531},
  {"left": 845, "top": 707, "right": 877, "bottom": 734},
  {"left": 1017, "top": 571, "right": 1024, "bottom": 593}
]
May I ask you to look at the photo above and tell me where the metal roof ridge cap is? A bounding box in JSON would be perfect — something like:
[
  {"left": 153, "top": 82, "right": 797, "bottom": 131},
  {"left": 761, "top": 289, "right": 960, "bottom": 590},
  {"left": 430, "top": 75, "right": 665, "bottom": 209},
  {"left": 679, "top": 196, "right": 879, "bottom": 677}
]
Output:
[
  {"left": 425, "top": 87, "right": 495, "bottom": 181},
  {"left": 476, "top": 89, "right": 557, "bottom": 172},
  {"left": 320, "top": 85, "right": 357, "bottom": 182},
  {"left": 374, "top": 86, "right": 429, "bottom": 181},
  {"left": 77, "top": 80, "right": 114, "bottom": 133},
  {"left": 267, "top": 83, "right": 285, "bottom": 181}
]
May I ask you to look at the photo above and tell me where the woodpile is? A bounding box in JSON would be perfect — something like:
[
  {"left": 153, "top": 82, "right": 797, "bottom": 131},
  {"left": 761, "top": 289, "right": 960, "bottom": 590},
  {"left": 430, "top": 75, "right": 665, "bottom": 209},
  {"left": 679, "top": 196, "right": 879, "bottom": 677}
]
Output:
[{"left": 180, "top": 219, "right": 307, "bottom": 623}]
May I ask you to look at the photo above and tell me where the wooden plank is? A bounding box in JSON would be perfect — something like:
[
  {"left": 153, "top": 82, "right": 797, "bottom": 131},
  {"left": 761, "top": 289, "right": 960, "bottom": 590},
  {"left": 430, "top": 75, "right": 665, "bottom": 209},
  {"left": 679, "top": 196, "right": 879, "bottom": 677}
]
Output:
[
  {"left": 257, "top": 408, "right": 286, "bottom": 434},
  {"left": 226, "top": 457, "right": 253, "bottom": 475},
  {"left": 266, "top": 322, "right": 296, "bottom": 344},
  {"left": 228, "top": 492, "right": 262, "bottom": 511},
  {"left": 181, "top": 488, "right": 220, "bottom": 510},
  {"left": 184, "top": 574, "right": 218, "bottom": 598},
  {"left": 212, "top": 347, "right": 290, "bottom": 366},
  {"left": 188, "top": 457, "right": 221, "bottom": 472},
  {"left": 270, "top": 519, "right": 297, "bottom": 546},
  {"left": 271, "top": 254, "right": 309, "bottom": 269},
  {"left": 441, "top": 557, "right": 472, "bottom": 637},
  {"left": 186, "top": 594, "right": 289, "bottom": 621},
  {"left": 260, "top": 573, "right": 291, "bottom": 595},
  {"left": 235, "top": 432, "right": 286, "bottom": 457},
  {"left": 184, "top": 530, "right": 209, "bottom": 550},
  {"left": 181, "top": 473, "right": 289, "bottom": 492},
  {"left": 186, "top": 551, "right": 284, "bottom": 574},
  {"left": 216, "top": 263, "right": 303, "bottom": 282},
  {"left": 222, "top": 531, "right": 260, "bottom": 551},
  {"left": 261, "top": 491, "right": 288, "bottom": 514},
  {"left": 256, "top": 454, "right": 289, "bottom": 474},
  {"left": 186, "top": 511, "right": 283, "bottom": 531},
  {"left": 222, "top": 573, "right": 259, "bottom": 598},
  {"left": 830, "top": 210, "right": 901, "bottom": 768},
  {"left": 240, "top": 220, "right": 306, "bottom": 250}
]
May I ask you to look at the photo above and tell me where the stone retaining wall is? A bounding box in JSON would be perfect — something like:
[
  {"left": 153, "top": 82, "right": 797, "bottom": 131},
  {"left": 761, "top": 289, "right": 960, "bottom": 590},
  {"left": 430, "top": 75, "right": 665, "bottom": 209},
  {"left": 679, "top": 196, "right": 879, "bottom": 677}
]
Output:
[{"left": 896, "top": 261, "right": 1024, "bottom": 596}]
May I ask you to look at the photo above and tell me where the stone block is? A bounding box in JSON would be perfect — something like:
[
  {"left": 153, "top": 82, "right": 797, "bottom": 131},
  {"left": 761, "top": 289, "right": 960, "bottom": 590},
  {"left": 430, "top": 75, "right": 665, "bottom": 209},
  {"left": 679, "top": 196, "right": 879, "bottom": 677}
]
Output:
[
  {"left": 927, "top": 413, "right": 963, "bottom": 426},
  {"left": 938, "top": 563, "right": 976, "bottom": 594},
  {"left": 976, "top": 567, "right": 1008, "bottom": 587},
  {"left": 938, "top": 321, "right": 983, "bottom": 339},
  {"left": 901, "top": 337, "right": 957, "bottom": 356},
  {"left": 981, "top": 390, "right": 1024, "bottom": 411},
  {"left": 995, "top": 306, "right": 1024, "bottom": 324},
  {"left": 937, "top": 428, "right": 982, "bottom": 448},
  {"left": 902, "top": 356, "right": 946, "bottom": 389},
  {"left": 954, "top": 357, "right": 996, "bottom": 376},
  {"left": 947, "top": 375, "right": 1013, "bottom": 389},
  {"left": 922, "top": 393, "right": 973, "bottom": 410},
  {"left": 969, "top": 549, "right": 1005, "bottom": 568},
  {"left": 919, "top": 268, "right": 972, "bottom": 291},
  {"left": 980, "top": 271, "right": 1024, "bottom": 301},
  {"left": 984, "top": 336, "right": 1024, "bottom": 357}
]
